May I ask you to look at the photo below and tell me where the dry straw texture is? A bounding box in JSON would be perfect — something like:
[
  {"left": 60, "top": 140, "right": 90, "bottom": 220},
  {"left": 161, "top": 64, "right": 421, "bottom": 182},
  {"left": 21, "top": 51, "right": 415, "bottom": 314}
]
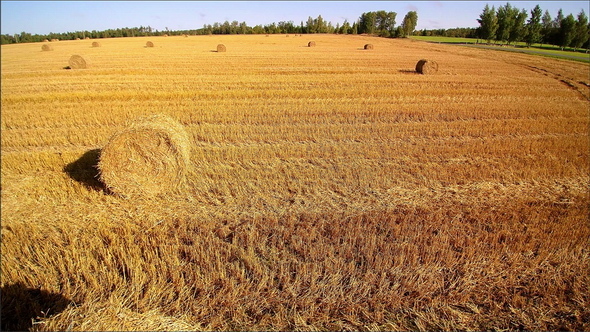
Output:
[
  {"left": 416, "top": 59, "right": 439, "bottom": 74},
  {"left": 41, "top": 44, "right": 53, "bottom": 51},
  {"left": 146, "top": 41, "right": 154, "bottom": 47},
  {"left": 308, "top": 41, "right": 316, "bottom": 47},
  {"left": 68, "top": 55, "right": 87, "bottom": 69},
  {"left": 91, "top": 41, "right": 101, "bottom": 47},
  {"left": 98, "top": 114, "right": 192, "bottom": 198},
  {"left": 217, "top": 44, "right": 226, "bottom": 52},
  {"left": 364, "top": 44, "right": 374, "bottom": 50},
  {"left": 84, "top": 37, "right": 90, "bottom": 40}
]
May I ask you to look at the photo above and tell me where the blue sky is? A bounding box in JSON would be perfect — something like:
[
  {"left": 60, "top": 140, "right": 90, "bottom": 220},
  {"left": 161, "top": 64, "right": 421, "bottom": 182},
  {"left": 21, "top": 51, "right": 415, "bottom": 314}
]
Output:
[{"left": 1, "top": 1, "right": 588, "bottom": 35}]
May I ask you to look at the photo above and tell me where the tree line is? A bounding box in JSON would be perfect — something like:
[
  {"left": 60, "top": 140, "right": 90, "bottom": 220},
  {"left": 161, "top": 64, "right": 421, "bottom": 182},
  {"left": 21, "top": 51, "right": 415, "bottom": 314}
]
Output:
[
  {"left": 477, "top": 3, "right": 589, "bottom": 50},
  {"left": 0, "top": 10, "right": 420, "bottom": 45}
]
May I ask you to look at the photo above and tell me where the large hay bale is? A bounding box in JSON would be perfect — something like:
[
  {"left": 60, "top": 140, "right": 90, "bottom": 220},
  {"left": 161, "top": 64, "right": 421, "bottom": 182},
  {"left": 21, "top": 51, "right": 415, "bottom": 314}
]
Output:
[
  {"left": 217, "top": 44, "right": 226, "bottom": 52},
  {"left": 68, "top": 55, "right": 87, "bottom": 69},
  {"left": 308, "top": 41, "right": 316, "bottom": 47},
  {"left": 98, "top": 114, "right": 192, "bottom": 198},
  {"left": 364, "top": 44, "right": 374, "bottom": 50},
  {"left": 146, "top": 41, "right": 154, "bottom": 47},
  {"left": 41, "top": 44, "right": 53, "bottom": 51},
  {"left": 92, "top": 41, "right": 101, "bottom": 47},
  {"left": 416, "top": 59, "right": 439, "bottom": 75}
]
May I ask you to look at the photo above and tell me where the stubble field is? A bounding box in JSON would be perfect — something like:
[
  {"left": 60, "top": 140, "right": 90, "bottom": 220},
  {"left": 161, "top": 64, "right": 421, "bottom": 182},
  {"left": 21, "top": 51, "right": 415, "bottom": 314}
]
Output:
[{"left": 1, "top": 34, "right": 589, "bottom": 331}]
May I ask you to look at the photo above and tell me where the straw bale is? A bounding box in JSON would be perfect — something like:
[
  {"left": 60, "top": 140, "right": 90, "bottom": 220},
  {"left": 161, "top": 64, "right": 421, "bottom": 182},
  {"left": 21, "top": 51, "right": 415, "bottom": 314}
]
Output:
[
  {"left": 308, "top": 41, "right": 316, "bottom": 47},
  {"left": 217, "top": 44, "right": 226, "bottom": 52},
  {"left": 41, "top": 44, "right": 53, "bottom": 51},
  {"left": 91, "top": 41, "right": 101, "bottom": 47},
  {"left": 98, "top": 114, "right": 192, "bottom": 198},
  {"left": 146, "top": 41, "right": 154, "bottom": 47},
  {"left": 68, "top": 55, "right": 87, "bottom": 69},
  {"left": 416, "top": 59, "right": 439, "bottom": 75},
  {"left": 364, "top": 44, "right": 374, "bottom": 50}
]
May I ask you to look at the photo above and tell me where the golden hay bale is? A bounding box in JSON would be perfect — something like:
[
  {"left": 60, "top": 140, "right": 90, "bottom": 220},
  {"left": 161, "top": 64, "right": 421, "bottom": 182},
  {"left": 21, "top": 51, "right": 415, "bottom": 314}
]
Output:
[
  {"left": 75, "top": 37, "right": 81, "bottom": 40},
  {"left": 217, "top": 44, "right": 226, "bottom": 52},
  {"left": 146, "top": 41, "right": 154, "bottom": 47},
  {"left": 98, "top": 114, "right": 192, "bottom": 198},
  {"left": 85, "top": 37, "right": 90, "bottom": 40},
  {"left": 416, "top": 59, "right": 439, "bottom": 75},
  {"left": 308, "top": 41, "right": 316, "bottom": 47},
  {"left": 41, "top": 44, "right": 53, "bottom": 51},
  {"left": 68, "top": 55, "right": 87, "bottom": 69},
  {"left": 43, "top": 39, "right": 49, "bottom": 42},
  {"left": 163, "top": 34, "right": 168, "bottom": 37},
  {"left": 364, "top": 44, "right": 374, "bottom": 50},
  {"left": 92, "top": 41, "right": 101, "bottom": 47}
]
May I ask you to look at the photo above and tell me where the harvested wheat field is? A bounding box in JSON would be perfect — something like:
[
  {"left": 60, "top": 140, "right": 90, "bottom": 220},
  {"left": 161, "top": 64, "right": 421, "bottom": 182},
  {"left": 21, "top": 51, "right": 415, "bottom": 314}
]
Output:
[{"left": 1, "top": 34, "right": 589, "bottom": 331}]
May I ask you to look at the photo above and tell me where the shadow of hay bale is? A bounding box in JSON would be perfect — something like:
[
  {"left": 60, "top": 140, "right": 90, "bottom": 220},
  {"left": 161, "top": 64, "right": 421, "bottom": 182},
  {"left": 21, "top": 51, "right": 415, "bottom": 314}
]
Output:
[
  {"left": 1, "top": 282, "right": 71, "bottom": 331},
  {"left": 63, "top": 148, "right": 106, "bottom": 192}
]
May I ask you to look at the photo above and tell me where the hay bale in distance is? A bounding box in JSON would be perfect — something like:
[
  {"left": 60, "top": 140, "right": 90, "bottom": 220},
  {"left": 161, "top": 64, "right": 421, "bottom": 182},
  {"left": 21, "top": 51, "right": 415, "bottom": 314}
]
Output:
[
  {"left": 75, "top": 37, "right": 81, "bottom": 40},
  {"left": 217, "top": 44, "right": 226, "bottom": 52},
  {"left": 43, "top": 39, "right": 49, "bottom": 42},
  {"left": 68, "top": 55, "right": 87, "bottom": 69},
  {"left": 85, "top": 37, "right": 90, "bottom": 40},
  {"left": 308, "top": 41, "right": 316, "bottom": 47},
  {"left": 41, "top": 44, "right": 53, "bottom": 51},
  {"left": 146, "top": 41, "right": 154, "bottom": 47},
  {"left": 416, "top": 59, "right": 439, "bottom": 75},
  {"left": 364, "top": 44, "right": 374, "bottom": 50},
  {"left": 98, "top": 114, "right": 192, "bottom": 198},
  {"left": 92, "top": 41, "right": 101, "bottom": 47}
]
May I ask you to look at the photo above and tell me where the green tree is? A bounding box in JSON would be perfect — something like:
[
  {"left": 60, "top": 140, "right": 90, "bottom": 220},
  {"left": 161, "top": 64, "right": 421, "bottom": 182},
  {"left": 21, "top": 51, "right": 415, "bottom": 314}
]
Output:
[
  {"left": 558, "top": 13, "right": 577, "bottom": 50},
  {"left": 477, "top": 4, "right": 498, "bottom": 43},
  {"left": 525, "top": 5, "right": 542, "bottom": 46},
  {"left": 306, "top": 16, "right": 314, "bottom": 33},
  {"left": 572, "top": 10, "right": 589, "bottom": 51},
  {"left": 508, "top": 8, "right": 527, "bottom": 44},
  {"left": 496, "top": 3, "right": 514, "bottom": 43},
  {"left": 540, "top": 10, "right": 553, "bottom": 45},
  {"left": 359, "top": 11, "right": 376, "bottom": 34},
  {"left": 401, "top": 11, "right": 418, "bottom": 37}
]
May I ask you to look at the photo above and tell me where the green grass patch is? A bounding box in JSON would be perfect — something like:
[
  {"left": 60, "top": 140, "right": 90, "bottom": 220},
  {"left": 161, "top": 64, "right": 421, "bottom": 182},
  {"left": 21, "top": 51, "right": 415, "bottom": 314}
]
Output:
[{"left": 410, "top": 36, "right": 590, "bottom": 63}]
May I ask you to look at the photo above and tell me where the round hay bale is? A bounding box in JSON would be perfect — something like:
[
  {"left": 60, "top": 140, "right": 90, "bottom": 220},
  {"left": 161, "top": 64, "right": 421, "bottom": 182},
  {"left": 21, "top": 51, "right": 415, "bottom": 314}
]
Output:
[
  {"left": 75, "top": 37, "right": 81, "bottom": 40},
  {"left": 217, "top": 44, "right": 226, "bottom": 52},
  {"left": 163, "top": 34, "right": 168, "bottom": 37},
  {"left": 98, "top": 114, "right": 192, "bottom": 198},
  {"left": 415, "top": 59, "right": 439, "bottom": 75},
  {"left": 43, "top": 39, "right": 49, "bottom": 42},
  {"left": 364, "top": 44, "right": 374, "bottom": 50},
  {"left": 85, "top": 37, "right": 90, "bottom": 40},
  {"left": 68, "top": 55, "right": 87, "bottom": 69},
  {"left": 308, "top": 41, "right": 316, "bottom": 47},
  {"left": 41, "top": 44, "right": 53, "bottom": 51},
  {"left": 92, "top": 41, "right": 101, "bottom": 47},
  {"left": 146, "top": 41, "right": 154, "bottom": 47}
]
